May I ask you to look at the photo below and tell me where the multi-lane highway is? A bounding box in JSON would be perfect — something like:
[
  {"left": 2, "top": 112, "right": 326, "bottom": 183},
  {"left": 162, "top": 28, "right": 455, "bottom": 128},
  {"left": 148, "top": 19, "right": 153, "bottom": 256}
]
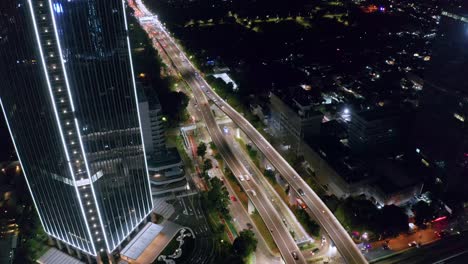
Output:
[
  {"left": 130, "top": 1, "right": 366, "bottom": 263},
  {"left": 128, "top": 1, "right": 307, "bottom": 263}
]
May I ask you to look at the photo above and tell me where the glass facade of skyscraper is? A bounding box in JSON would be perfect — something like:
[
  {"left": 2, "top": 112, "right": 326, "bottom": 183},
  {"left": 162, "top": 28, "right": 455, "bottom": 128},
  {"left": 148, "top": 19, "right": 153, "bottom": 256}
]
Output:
[{"left": 0, "top": 0, "right": 153, "bottom": 256}]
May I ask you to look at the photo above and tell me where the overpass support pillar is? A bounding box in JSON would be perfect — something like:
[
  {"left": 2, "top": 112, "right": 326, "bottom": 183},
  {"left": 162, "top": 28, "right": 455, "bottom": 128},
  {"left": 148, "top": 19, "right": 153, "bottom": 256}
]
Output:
[{"left": 247, "top": 198, "right": 255, "bottom": 214}]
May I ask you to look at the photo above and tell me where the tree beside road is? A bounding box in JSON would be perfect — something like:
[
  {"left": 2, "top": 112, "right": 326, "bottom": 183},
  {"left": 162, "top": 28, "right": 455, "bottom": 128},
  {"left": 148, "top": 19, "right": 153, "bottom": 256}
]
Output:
[
  {"left": 233, "top": 229, "right": 258, "bottom": 260},
  {"left": 197, "top": 142, "right": 207, "bottom": 158}
]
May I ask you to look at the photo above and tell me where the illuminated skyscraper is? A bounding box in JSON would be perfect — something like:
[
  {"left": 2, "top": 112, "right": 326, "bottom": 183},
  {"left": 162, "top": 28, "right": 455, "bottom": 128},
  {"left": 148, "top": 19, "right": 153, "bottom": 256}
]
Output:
[{"left": 0, "top": 0, "right": 153, "bottom": 261}]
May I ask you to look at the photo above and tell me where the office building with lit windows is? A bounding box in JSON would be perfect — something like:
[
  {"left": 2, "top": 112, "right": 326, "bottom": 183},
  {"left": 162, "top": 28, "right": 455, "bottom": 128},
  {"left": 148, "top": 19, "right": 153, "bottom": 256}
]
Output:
[{"left": 0, "top": 0, "right": 153, "bottom": 262}]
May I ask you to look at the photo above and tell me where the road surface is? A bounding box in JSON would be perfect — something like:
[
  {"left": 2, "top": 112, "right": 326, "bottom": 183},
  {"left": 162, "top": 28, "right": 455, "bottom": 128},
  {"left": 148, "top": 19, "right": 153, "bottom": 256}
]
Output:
[{"left": 129, "top": 1, "right": 363, "bottom": 263}]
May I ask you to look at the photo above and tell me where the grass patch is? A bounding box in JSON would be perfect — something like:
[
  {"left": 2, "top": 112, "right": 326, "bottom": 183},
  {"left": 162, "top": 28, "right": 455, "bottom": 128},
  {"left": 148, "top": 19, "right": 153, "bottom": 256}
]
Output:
[
  {"left": 250, "top": 211, "right": 279, "bottom": 254},
  {"left": 207, "top": 210, "right": 231, "bottom": 243}
]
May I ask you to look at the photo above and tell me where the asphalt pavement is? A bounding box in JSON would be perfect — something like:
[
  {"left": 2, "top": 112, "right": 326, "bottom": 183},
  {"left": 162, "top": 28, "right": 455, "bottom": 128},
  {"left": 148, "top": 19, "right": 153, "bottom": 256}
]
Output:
[{"left": 130, "top": 1, "right": 362, "bottom": 263}]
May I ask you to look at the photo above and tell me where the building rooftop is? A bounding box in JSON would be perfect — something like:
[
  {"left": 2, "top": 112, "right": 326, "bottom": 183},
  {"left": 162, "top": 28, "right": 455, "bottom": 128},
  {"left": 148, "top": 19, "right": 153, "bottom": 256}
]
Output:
[
  {"left": 120, "top": 223, "right": 164, "bottom": 261},
  {"left": 37, "top": 248, "right": 84, "bottom": 264}
]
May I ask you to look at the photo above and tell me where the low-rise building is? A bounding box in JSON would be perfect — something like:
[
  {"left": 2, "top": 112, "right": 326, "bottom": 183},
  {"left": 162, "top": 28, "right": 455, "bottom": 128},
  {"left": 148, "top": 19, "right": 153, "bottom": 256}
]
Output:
[{"left": 269, "top": 90, "right": 323, "bottom": 153}]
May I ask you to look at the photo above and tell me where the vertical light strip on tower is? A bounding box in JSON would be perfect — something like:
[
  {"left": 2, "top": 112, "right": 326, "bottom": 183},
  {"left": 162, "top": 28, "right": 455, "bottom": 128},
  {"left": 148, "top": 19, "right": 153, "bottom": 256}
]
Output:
[
  {"left": 121, "top": 0, "right": 154, "bottom": 212},
  {"left": 75, "top": 118, "right": 111, "bottom": 252},
  {"left": 27, "top": 0, "right": 96, "bottom": 255},
  {"left": 104, "top": 0, "right": 155, "bottom": 252}
]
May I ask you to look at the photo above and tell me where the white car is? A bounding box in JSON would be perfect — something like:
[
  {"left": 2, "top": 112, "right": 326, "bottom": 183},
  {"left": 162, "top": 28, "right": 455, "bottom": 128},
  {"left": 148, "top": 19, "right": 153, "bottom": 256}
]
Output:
[
  {"left": 249, "top": 189, "right": 257, "bottom": 196},
  {"left": 244, "top": 174, "right": 250, "bottom": 181},
  {"left": 238, "top": 175, "right": 245, "bottom": 181}
]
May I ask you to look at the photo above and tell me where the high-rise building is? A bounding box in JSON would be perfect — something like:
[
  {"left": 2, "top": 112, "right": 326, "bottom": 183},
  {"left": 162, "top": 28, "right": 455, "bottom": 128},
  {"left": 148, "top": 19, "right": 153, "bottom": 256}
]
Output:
[
  {"left": 415, "top": 3, "right": 468, "bottom": 201},
  {"left": 0, "top": 0, "right": 153, "bottom": 261},
  {"left": 138, "top": 86, "right": 166, "bottom": 157}
]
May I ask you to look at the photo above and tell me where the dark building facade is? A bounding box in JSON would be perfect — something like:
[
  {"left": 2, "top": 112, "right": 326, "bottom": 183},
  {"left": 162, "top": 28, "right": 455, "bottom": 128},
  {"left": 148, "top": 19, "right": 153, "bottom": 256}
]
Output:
[
  {"left": 416, "top": 4, "right": 468, "bottom": 201},
  {"left": 348, "top": 108, "right": 403, "bottom": 156},
  {"left": 0, "top": 0, "right": 152, "bottom": 260}
]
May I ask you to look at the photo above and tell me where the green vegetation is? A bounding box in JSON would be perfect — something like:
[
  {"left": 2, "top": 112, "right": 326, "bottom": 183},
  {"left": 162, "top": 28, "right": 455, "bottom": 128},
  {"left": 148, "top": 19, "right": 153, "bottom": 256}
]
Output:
[
  {"left": 295, "top": 209, "right": 320, "bottom": 237},
  {"left": 263, "top": 169, "right": 276, "bottom": 183},
  {"left": 209, "top": 141, "right": 217, "bottom": 151},
  {"left": 250, "top": 211, "right": 278, "bottom": 253},
  {"left": 203, "top": 159, "right": 213, "bottom": 173},
  {"left": 197, "top": 142, "right": 207, "bottom": 158},
  {"left": 203, "top": 177, "right": 231, "bottom": 220},
  {"left": 245, "top": 144, "right": 258, "bottom": 160},
  {"left": 233, "top": 229, "right": 258, "bottom": 260}
]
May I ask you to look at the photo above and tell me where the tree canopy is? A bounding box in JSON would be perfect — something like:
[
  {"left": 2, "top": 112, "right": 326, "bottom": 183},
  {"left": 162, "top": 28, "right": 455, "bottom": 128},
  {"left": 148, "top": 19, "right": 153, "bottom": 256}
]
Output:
[
  {"left": 197, "top": 142, "right": 207, "bottom": 158},
  {"left": 233, "top": 229, "right": 258, "bottom": 259}
]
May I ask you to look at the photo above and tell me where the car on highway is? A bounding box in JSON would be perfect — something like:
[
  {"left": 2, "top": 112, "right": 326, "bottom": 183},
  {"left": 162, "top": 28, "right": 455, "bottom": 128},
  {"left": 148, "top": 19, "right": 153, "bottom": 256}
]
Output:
[
  {"left": 238, "top": 175, "right": 245, "bottom": 181},
  {"left": 230, "top": 195, "right": 237, "bottom": 202},
  {"left": 408, "top": 241, "right": 420, "bottom": 248},
  {"left": 246, "top": 223, "right": 253, "bottom": 229},
  {"left": 291, "top": 251, "right": 299, "bottom": 260},
  {"left": 244, "top": 174, "right": 250, "bottom": 181},
  {"left": 249, "top": 189, "right": 257, "bottom": 196},
  {"left": 298, "top": 188, "right": 305, "bottom": 196}
]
